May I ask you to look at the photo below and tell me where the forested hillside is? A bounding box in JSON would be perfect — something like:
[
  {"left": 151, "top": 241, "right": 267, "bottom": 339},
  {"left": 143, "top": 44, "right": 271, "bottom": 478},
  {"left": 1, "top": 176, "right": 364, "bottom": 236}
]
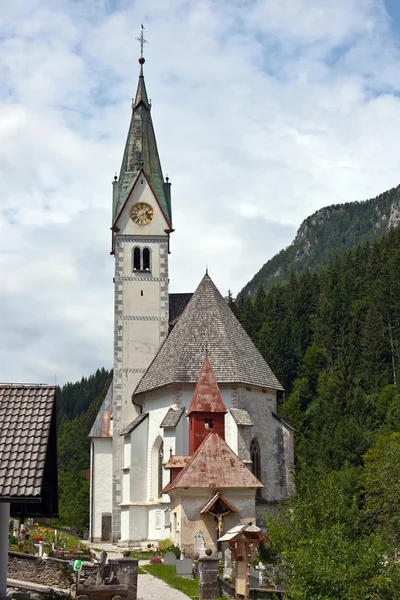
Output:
[
  {"left": 239, "top": 184, "right": 400, "bottom": 297},
  {"left": 234, "top": 227, "right": 400, "bottom": 597},
  {"left": 55, "top": 368, "right": 112, "bottom": 534}
]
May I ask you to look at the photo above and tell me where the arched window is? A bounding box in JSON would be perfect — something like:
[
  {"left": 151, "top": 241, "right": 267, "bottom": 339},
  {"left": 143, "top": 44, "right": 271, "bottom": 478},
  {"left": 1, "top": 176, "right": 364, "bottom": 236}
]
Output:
[
  {"left": 250, "top": 438, "right": 261, "bottom": 498},
  {"left": 132, "top": 247, "right": 152, "bottom": 272},
  {"left": 143, "top": 247, "right": 151, "bottom": 271},
  {"left": 133, "top": 247, "right": 141, "bottom": 270},
  {"left": 158, "top": 442, "right": 164, "bottom": 498}
]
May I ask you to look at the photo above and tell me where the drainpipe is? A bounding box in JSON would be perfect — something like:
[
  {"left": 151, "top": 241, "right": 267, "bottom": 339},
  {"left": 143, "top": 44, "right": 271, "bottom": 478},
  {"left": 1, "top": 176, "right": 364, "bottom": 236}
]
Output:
[{"left": 0, "top": 502, "right": 10, "bottom": 599}]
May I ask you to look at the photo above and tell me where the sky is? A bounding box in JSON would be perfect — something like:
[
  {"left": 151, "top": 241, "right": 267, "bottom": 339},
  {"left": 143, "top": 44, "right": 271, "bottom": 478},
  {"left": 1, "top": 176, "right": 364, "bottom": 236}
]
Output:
[{"left": 1, "top": 0, "right": 400, "bottom": 385}]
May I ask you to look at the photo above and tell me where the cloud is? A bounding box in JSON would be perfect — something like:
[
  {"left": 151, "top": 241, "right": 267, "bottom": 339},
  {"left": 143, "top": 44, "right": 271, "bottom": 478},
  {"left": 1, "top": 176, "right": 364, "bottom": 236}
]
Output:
[{"left": 0, "top": 0, "right": 400, "bottom": 384}]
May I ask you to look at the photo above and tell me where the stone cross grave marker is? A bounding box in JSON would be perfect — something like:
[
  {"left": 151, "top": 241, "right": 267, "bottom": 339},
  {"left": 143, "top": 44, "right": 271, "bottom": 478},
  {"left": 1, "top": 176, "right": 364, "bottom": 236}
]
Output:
[
  {"left": 194, "top": 531, "right": 206, "bottom": 558},
  {"left": 223, "top": 547, "right": 232, "bottom": 579}
]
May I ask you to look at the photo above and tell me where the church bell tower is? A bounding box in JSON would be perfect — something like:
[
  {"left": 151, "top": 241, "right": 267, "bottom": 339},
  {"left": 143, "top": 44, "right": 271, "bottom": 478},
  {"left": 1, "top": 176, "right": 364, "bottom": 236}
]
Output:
[{"left": 110, "top": 44, "right": 173, "bottom": 540}]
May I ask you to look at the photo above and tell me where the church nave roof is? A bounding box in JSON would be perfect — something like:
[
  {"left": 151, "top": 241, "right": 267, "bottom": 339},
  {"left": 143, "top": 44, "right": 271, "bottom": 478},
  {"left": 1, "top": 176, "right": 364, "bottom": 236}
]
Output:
[{"left": 134, "top": 273, "right": 283, "bottom": 396}]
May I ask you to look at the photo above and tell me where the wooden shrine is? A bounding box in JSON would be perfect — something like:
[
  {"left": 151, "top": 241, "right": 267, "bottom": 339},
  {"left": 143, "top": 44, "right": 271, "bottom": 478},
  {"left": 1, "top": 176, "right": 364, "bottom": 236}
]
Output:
[{"left": 218, "top": 522, "right": 270, "bottom": 600}]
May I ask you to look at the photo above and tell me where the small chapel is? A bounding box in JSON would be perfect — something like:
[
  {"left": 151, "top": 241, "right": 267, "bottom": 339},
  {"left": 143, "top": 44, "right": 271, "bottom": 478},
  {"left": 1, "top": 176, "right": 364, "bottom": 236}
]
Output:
[{"left": 88, "top": 46, "right": 294, "bottom": 548}]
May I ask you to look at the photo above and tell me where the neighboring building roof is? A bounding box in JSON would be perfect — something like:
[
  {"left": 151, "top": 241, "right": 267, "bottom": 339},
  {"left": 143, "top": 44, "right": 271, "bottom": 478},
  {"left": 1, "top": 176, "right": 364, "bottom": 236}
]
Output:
[
  {"left": 187, "top": 356, "right": 227, "bottom": 416},
  {"left": 169, "top": 293, "right": 193, "bottom": 326},
  {"left": 163, "top": 432, "right": 263, "bottom": 492},
  {"left": 230, "top": 408, "right": 253, "bottom": 427},
  {"left": 119, "top": 412, "right": 149, "bottom": 436},
  {"left": 89, "top": 382, "right": 113, "bottom": 438},
  {"left": 113, "top": 60, "right": 172, "bottom": 226},
  {"left": 0, "top": 385, "right": 56, "bottom": 504},
  {"left": 135, "top": 274, "right": 283, "bottom": 396},
  {"left": 160, "top": 407, "right": 185, "bottom": 428}
]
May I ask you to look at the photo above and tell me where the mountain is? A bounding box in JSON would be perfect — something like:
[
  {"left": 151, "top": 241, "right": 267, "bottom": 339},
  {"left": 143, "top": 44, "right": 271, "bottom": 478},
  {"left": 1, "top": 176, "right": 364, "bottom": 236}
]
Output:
[{"left": 239, "top": 184, "right": 400, "bottom": 297}]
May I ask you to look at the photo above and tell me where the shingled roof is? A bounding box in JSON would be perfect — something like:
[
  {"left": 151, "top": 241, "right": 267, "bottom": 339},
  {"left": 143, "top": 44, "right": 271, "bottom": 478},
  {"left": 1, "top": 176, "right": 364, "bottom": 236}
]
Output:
[
  {"left": 160, "top": 407, "right": 185, "bottom": 428},
  {"left": 0, "top": 385, "right": 57, "bottom": 510},
  {"left": 163, "top": 432, "right": 262, "bottom": 492},
  {"left": 134, "top": 274, "right": 283, "bottom": 395}
]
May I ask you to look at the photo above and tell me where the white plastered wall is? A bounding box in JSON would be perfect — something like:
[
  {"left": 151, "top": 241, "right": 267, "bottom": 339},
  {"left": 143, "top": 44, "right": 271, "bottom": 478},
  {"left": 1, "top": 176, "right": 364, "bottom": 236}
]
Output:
[{"left": 91, "top": 438, "right": 113, "bottom": 541}]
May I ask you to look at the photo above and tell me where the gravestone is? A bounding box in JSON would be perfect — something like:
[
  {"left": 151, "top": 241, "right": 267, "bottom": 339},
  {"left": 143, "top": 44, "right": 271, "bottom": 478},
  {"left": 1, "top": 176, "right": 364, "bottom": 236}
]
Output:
[
  {"left": 176, "top": 558, "right": 194, "bottom": 578},
  {"left": 194, "top": 531, "right": 206, "bottom": 558},
  {"left": 249, "top": 566, "right": 259, "bottom": 588},
  {"left": 223, "top": 548, "right": 232, "bottom": 579},
  {"left": 163, "top": 551, "right": 177, "bottom": 566}
]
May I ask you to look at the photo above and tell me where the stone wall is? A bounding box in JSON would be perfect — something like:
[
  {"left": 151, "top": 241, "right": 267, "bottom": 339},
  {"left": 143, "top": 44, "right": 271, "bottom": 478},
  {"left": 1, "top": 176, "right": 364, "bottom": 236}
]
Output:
[{"left": 7, "top": 552, "right": 95, "bottom": 590}]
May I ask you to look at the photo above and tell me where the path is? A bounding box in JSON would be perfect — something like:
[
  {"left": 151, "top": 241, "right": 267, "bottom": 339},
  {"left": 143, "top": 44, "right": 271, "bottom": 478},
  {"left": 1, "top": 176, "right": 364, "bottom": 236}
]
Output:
[{"left": 138, "top": 572, "right": 191, "bottom": 600}]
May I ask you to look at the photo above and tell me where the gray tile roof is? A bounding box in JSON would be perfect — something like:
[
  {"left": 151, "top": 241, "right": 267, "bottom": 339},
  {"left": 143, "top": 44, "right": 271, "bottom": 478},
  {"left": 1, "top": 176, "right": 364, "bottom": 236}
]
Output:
[
  {"left": 230, "top": 408, "right": 253, "bottom": 426},
  {"left": 160, "top": 407, "right": 185, "bottom": 428},
  {"left": 0, "top": 385, "right": 55, "bottom": 500},
  {"left": 119, "top": 412, "right": 149, "bottom": 436},
  {"left": 89, "top": 382, "right": 113, "bottom": 438},
  {"left": 134, "top": 274, "right": 283, "bottom": 396}
]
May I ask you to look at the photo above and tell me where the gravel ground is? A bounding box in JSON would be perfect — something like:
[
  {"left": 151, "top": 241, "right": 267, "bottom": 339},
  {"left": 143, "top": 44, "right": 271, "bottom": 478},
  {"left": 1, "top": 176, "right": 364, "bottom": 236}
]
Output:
[{"left": 138, "top": 573, "right": 191, "bottom": 600}]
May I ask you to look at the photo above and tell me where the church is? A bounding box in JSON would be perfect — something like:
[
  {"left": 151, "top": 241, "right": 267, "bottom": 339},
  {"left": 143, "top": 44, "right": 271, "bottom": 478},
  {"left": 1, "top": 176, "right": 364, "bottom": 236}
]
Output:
[{"left": 88, "top": 49, "right": 294, "bottom": 548}]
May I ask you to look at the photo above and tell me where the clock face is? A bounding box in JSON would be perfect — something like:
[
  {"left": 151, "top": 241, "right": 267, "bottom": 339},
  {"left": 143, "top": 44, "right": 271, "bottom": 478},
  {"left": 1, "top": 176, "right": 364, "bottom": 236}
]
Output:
[{"left": 130, "top": 202, "right": 154, "bottom": 226}]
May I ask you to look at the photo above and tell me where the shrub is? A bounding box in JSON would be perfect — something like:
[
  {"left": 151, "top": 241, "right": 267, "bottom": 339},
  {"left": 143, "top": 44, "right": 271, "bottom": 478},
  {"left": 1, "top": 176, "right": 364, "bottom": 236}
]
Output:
[{"left": 158, "top": 538, "right": 173, "bottom": 553}]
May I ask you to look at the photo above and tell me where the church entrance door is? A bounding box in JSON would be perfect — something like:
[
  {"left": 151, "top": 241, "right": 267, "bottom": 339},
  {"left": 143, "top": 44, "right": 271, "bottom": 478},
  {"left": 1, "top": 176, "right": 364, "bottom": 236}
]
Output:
[{"left": 101, "top": 514, "right": 111, "bottom": 541}]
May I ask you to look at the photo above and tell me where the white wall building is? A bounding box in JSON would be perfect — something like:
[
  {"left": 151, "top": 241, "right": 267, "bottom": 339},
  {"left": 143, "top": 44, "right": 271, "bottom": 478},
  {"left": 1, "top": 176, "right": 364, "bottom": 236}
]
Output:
[{"left": 89, "top": 54, "right": 294, "bottom": 545}]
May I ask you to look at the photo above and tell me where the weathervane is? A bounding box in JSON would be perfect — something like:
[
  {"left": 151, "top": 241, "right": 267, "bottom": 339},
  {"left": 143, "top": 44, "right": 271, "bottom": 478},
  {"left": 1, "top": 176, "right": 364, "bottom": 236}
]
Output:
[{"left": 136, "top": 23, "right": 148, "bottom": 59}]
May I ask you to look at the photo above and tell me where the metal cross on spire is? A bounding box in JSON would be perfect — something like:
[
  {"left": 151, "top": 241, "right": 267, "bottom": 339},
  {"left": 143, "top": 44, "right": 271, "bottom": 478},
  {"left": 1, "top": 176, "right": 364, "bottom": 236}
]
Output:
[{"left": 136, "top": 24, "right": 148, "bottom": 58}]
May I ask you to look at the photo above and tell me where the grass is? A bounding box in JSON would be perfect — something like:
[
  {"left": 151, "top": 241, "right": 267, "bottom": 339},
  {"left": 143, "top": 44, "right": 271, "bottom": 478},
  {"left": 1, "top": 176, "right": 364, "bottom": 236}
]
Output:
[
  {"left": 138, "top": 566, "right": 146, "bottom": 575},
  {"left": 142, "top": 563, "right": 199, "bottom": 599}
]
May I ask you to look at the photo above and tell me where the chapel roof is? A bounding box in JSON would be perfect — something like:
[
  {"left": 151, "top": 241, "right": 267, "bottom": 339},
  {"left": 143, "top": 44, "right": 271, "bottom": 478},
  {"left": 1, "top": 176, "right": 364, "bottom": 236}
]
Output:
[
  {"left": 134, "top": 273, "right": 283, "bottom": 396},
  {"left": 112, "top": 59, "right": 172, "bottom": 226},
  {"left": 162, "top": 432, "right": 263, "bottom": 492},
  {"left": 89, "top": 382, "right": 113, "bottom": 438},
  {"left": 0, "top": 385, "right": 56, "bottom": 502},
  {"left": 187, "top": 356, "right": 227, "bottom": 415}
]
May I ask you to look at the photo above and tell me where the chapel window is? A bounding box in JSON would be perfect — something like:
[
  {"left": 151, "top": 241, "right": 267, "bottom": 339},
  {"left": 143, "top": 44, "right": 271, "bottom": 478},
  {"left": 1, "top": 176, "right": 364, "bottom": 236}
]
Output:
[
  {"left": 205, "top": 418, "right": 214, "bottom": 429},
  {"left": 250, "top": 438, "right": 262, "bottom": 498}
]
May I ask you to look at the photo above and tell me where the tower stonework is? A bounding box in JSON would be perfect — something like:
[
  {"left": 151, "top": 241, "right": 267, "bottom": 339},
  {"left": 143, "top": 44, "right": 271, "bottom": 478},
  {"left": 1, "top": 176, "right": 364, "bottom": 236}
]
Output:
[{"left": 110, "top": 58, "right": 172, "bottom": 542}]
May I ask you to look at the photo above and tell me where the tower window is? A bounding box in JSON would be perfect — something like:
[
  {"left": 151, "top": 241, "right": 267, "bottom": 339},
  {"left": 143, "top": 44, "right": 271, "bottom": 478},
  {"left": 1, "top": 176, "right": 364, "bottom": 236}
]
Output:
[
  {"left": 133, "top": 247, "right": 141, "bottom": 270},
  {"left": 205, "top": 418, "right": 214, "bottom": 429},
  {"left": 132, "top": 246, "right": 152, "bottom": 272},
  {"left": 143, "top": 247, "right": 151, "bottom": 270}
]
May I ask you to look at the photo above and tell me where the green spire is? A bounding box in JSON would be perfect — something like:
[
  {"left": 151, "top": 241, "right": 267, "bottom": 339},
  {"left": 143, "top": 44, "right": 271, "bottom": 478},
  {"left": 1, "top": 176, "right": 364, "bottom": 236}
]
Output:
[{"left": 113, "top": 57, "right": 172, "bottom": 226}]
